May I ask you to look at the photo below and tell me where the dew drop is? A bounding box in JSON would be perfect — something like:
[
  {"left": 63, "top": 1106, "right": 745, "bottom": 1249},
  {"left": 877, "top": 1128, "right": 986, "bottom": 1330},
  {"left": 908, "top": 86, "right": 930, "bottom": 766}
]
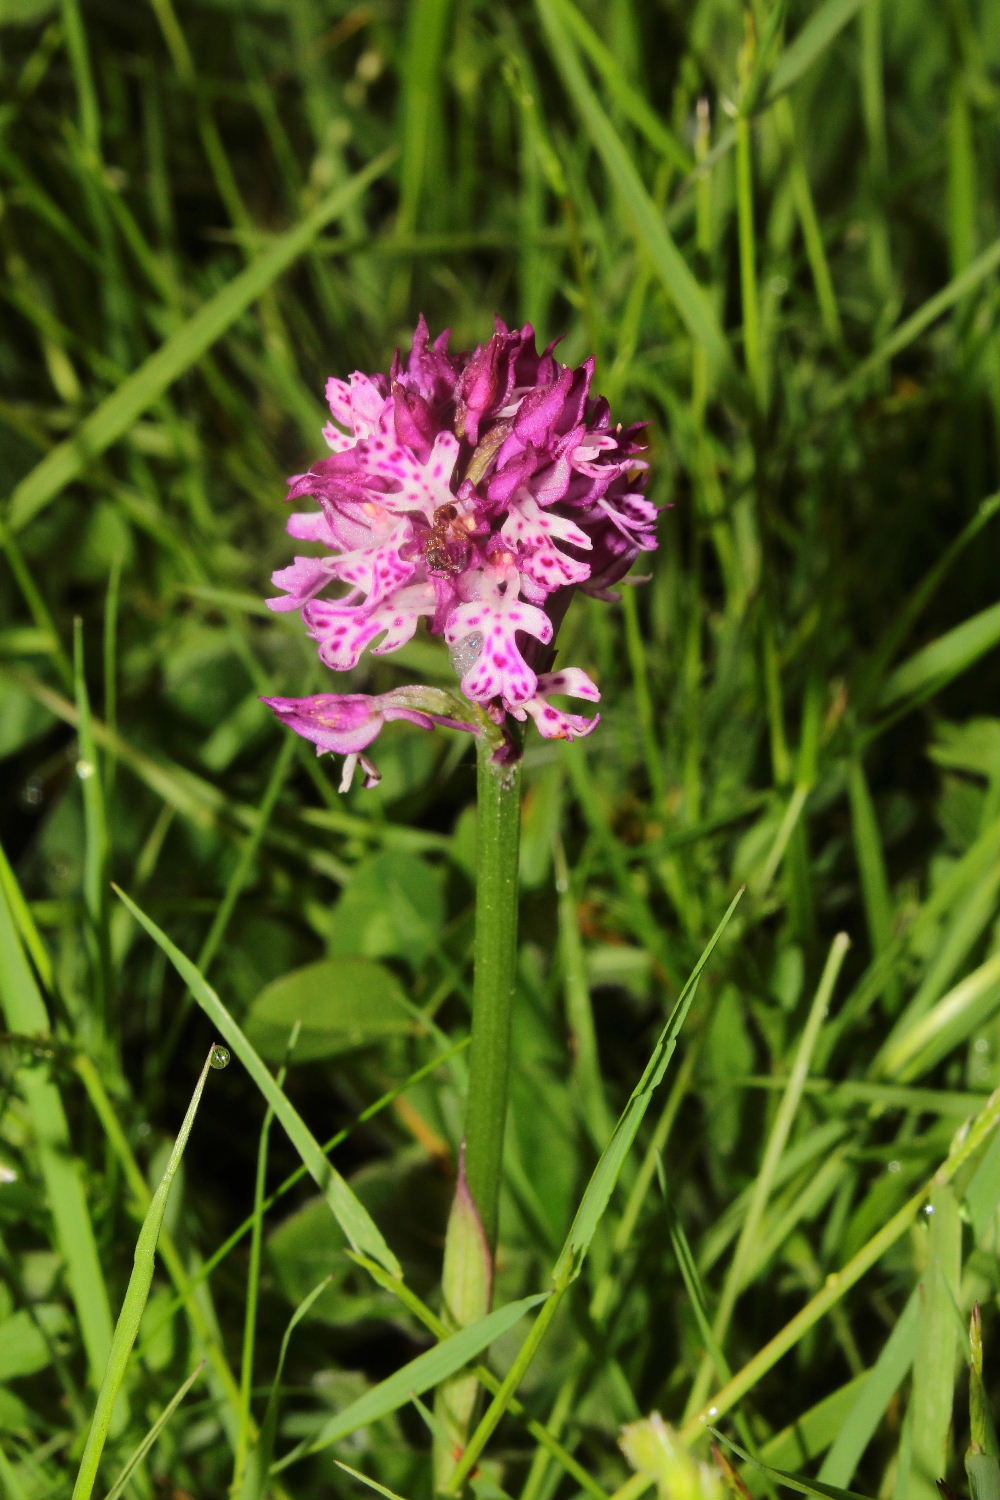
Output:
[
  {"left": 707, "top": 1405, "right": 719, "bottom": 1417},
  {"left": 75, "top": 759, "right": 95, "bottom": 780},
  {"left": 887, "top": 1159, "right": 901, "bottom": 1173},
  {"left": 923, "top": 1202, "right": 935, "bottom": 1215},
  {"left": 0, "top": 1162, "right": 18, "bottom": 1185},
  {"left": 20, "top": 779, "right": 43, "bottom": 808},
  {"left": 449, "top": 631, "right": 483, "bottom": 677},
  {"left": 210, "top": 1044, "right": 231, "bottom": 1071}
]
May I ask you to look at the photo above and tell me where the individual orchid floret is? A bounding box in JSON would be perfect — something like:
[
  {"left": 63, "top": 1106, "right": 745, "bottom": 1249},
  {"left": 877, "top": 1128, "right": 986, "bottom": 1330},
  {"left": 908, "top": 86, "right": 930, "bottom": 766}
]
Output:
[
  {"left": 263, "top": 687, "right": 479, "bottom": 792},
  {"left": 265, "top": 317, "right": 655, "bottom": 784}
]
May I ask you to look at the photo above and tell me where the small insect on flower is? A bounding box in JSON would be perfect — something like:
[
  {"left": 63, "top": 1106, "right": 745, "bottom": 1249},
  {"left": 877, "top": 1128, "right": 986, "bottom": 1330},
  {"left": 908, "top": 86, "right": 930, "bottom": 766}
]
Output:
[
  {"left": 424, "top": 502, "right": 469, "bottom": 577},
  {"left": 264, "top": 316, "right": 658, "bottom": 787}
]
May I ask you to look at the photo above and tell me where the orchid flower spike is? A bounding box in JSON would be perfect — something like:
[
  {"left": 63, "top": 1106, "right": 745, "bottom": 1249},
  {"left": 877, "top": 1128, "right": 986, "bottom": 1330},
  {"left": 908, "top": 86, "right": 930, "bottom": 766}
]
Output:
[{"left": 264, "top": 317, "right": 657, "bottom": 787}]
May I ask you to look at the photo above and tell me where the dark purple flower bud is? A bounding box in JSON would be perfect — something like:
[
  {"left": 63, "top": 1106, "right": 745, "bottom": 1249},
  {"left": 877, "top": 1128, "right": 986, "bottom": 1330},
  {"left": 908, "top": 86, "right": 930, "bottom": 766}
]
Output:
[
  {"left": 456, "top": 336, "right": 507, "bottom": 445},
  {"left": 392, "top": 384, "right": 439, "bottom": 462}
]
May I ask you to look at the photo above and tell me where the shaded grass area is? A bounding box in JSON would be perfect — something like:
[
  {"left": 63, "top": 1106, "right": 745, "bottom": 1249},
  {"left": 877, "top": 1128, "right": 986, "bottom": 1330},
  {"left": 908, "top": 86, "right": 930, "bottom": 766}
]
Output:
[{"left": 0, "top": 2, "right": 997, "bottom": 1498}]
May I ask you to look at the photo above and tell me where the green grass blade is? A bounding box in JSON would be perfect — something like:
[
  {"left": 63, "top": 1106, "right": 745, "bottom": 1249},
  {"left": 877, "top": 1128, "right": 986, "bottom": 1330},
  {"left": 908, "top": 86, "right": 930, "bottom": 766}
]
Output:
[
  {"left": 878, "top": 604, "right": 1000, "bottom": 710},
  {"left": 71, "top": 1047, "right": 222, "bottom": 1500},
  {"left": 272, "top": 1292, "right": 548, "bottom": 1472},
  {"left": 6, "top": 149, "right": 396, "bottom": 534},
  {"left": 829, "top": 240, "right": 1000, "bottom": 405},
  {"left": 710, "top": 1432, "right": 876, "bottom": 1500},
  {"left": 900, "top": 1178, "right": 963, "bottom": 1500},
  {"left": 555, "top": 888, "right": 744, "bottom": 1285},
  {"left": 0, "top": 1440, "right": 32, "bottom": 1500},
  {"left": 539, "top": 0, "right": 692, "bottom": 173},
  {"left": 113, "top": 883, "right": 403, "bottom": 1278},
  {"left": 819, "top": 1290, "right": 919, "bottom": 1485},
  {"left": 847, "top": 756, "right": 899, "bottom": 1010},
  {"left": 103, "top": 1361, "right": 205, "bottom": 1500},
  {"left": 681, "top": 1088, "right": 999, "bottom": 1438},
  {"left": 0, "top": 848, "right": 115, "bottom": 1398},
  {"left": 687, "top": 934, "right": 851, "bottom": 1416},
  {"left": 395, "top": 0, "right": 451, "bottom": 234},
  {"left": 535, "top": 0, "right": 733, "bottom": 382},
  {"left": 875, "top": 954, "right": 1000, "bottom": 1084},
  {"left": 761, "top": 1373, "right": 868, "bottom": 1472},
  {"left": 73, "top": 618, "right": 112, "bottom": 1042},
  {"left": 238, "top": 1276, "right": 335, "bottom": 1499}
]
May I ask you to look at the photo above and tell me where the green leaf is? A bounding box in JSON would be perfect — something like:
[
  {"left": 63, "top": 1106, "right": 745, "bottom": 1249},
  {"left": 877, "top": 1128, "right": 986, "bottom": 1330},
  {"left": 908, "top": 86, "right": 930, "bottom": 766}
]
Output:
[
  {"left": 244, "top": 957, "right": 415, "bottom": 1063},
  {"left": 928, "top": 720, "right": 1000, "bottom": 782},
  {"left": 0, "top": 1305, "right": 71, "bottom": 1381},
  {"left": 268, "top": 1156, "right": 450, "bottom": 1323},
  {"left": 267, "top": 1198, "right": 387, "bottom": 1326},
  {"left": 327, "top": 851, "right": 445, "bottom": 968}
]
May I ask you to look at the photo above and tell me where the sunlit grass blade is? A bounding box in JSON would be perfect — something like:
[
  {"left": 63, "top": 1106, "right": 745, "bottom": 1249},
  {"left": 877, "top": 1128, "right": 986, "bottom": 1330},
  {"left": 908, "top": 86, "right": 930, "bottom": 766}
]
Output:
[
  {"left": 686, "top": 933, "right": 851, "bottom": 1417},
  {"left": 875, "top": 954, "right": 1000, "bottom": 1083},
  {"left": 681, "top": 1088, "right": 999, "bottom": 1438},
  {"left": 73, "top": 1052, "right": 247, "bottom": 1449}
]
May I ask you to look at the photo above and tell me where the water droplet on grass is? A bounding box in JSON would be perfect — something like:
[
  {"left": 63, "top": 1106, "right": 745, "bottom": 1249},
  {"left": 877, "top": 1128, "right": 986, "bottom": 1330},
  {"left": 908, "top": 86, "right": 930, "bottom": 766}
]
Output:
[{"left": 210, "top": 1045, "right": 231, "bottom": 1070}]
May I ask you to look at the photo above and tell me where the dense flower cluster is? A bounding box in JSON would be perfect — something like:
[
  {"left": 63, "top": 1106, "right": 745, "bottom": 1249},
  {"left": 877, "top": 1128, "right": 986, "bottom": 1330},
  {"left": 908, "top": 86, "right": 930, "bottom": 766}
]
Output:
[{"left": 264, "top": 317, "right": 656, "bottom": 787}]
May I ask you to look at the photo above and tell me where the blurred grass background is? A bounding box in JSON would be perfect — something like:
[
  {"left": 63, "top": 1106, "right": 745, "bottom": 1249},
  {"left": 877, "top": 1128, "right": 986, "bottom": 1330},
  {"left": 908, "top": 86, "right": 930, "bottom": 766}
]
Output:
[{"left": 0, "top": 1, "right": 998, "bottom": 1497}]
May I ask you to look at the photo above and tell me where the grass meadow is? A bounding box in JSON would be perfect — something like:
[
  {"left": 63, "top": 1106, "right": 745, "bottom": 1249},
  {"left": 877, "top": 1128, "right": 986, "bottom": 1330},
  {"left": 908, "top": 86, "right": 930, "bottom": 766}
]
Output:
[{"left": 1, "top": 1, "right": 998, "bottom": 1497}]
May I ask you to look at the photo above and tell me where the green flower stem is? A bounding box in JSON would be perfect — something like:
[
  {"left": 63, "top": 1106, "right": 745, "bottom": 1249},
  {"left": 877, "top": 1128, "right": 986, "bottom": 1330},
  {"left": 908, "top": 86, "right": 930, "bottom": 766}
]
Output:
[
  {"left": 462, "top": 737, "right": 522, "bottom": 1254},
  {"left": 435, "top": 735, "right": 521, "bottom": 1484}
]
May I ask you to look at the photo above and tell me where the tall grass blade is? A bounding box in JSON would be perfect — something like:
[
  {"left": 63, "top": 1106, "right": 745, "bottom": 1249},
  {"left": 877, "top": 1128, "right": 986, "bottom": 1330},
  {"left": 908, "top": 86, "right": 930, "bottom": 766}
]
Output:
[
  {"left": 0, "top": 848, "right": 115, "bottom": 1397},
  {"left": 71, "top": 1048, "right": 221, "bottom": 1500},
  {"left": 7, "top": 150, "right": 396, "bottom": 534},
  {"left": 113, "top": 883, "right": 404, "bottom": 1278}
]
